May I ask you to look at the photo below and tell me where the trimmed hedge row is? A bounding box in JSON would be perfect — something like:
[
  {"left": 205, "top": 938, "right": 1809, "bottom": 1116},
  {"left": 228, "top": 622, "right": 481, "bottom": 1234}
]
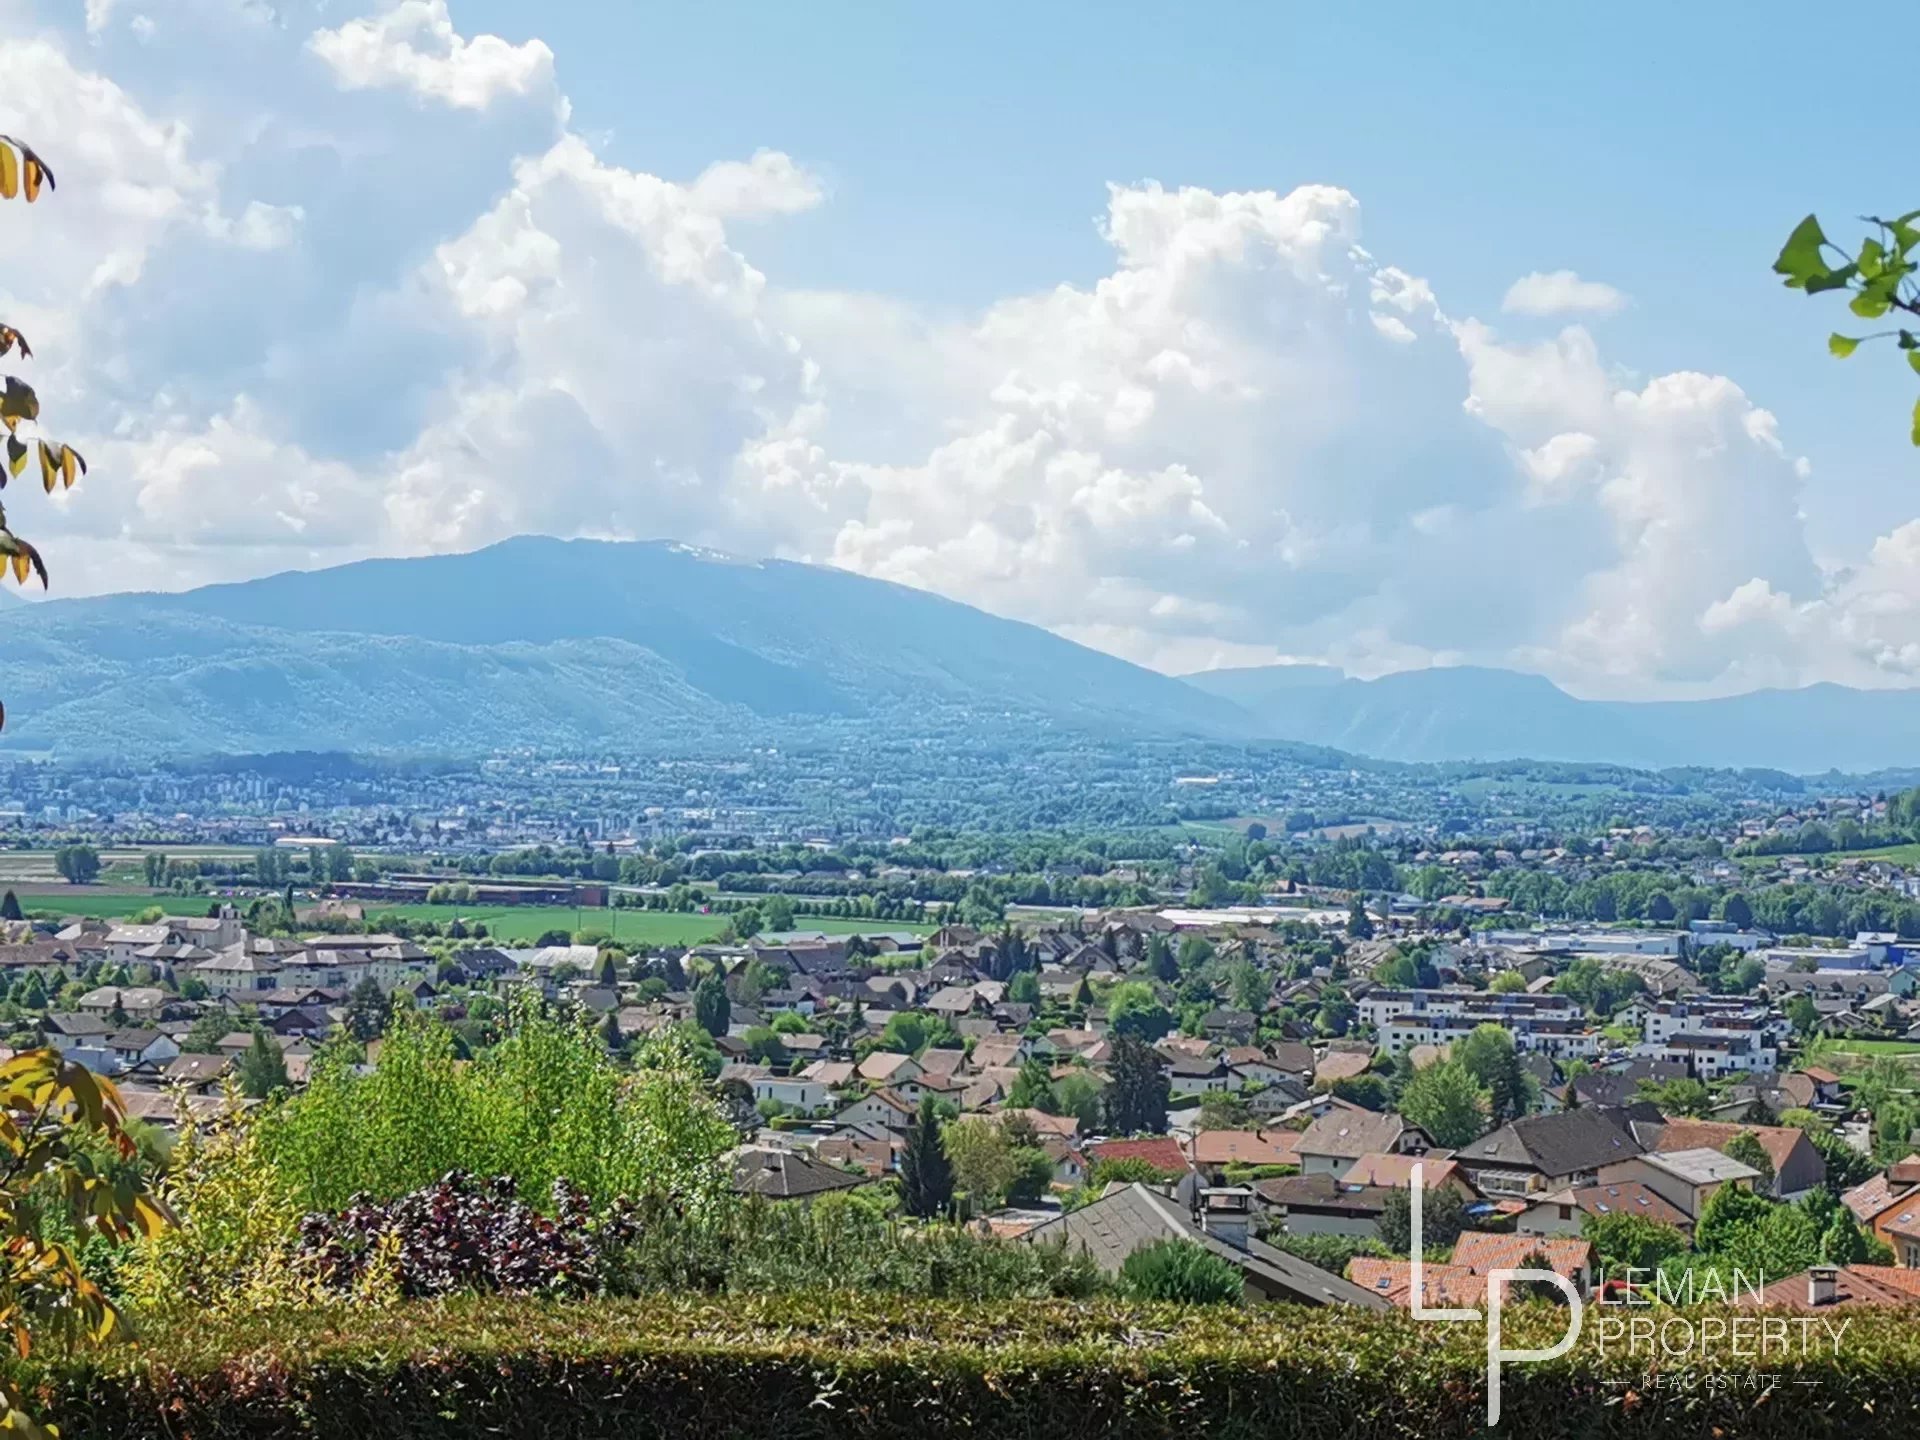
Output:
[{"left": 22, "top": 1294, "right": 1920, "bottom": 1439}]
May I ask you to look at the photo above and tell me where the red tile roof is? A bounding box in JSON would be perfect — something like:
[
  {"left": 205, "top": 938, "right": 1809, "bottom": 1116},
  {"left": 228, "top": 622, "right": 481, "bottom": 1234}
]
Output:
[
  {"left": 1087, "top": 1137, "right": 1189, "bottom": 1175},
  {"left": 1451, "top": 1231, "right": 1591, "bottom": 1281},
  {"left": 1187, "top": 1129, "right": 1299, "bottom": 1167}
]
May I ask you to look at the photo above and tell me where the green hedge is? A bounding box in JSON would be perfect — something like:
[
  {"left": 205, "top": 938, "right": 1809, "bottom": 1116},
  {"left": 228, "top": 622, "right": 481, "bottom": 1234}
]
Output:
[{"left": 23, "top": 1294, "right": 1920, "bottom": 1439}]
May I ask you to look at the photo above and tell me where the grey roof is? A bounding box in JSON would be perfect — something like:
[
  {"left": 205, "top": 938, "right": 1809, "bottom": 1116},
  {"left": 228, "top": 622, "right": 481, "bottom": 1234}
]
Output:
[
  {"left": 1253, "top": 1172, "right": 1393, "bottom": 1216},
  {"left": 1020, "top": 1183, "right": 1388, "bottom": 1309},
  {"left": 1645, "top": 1147, "right": 1763, "bottom": 1186},
  {"left": 1456, "top": 1107, "right": 1644, "bottom": 1177},
  {"left": 1297, "top": 1108, "right": 1424, "bottom": 1161},
  {"left": 730, "top": 1147, "right": 867, "bottom": 1200}
]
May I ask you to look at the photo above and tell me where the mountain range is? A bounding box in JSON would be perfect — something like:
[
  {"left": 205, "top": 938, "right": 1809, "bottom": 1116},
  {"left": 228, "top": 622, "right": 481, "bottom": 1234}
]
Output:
[
  {"left": 0, "top": 535, "right": 1912, "bottom": 773},
  {"left": 0, "top": 537, "right": 1230, "bottom": 759},
  {"left": 1182, "top": 663, "right": 1920, "bottom": 774}
]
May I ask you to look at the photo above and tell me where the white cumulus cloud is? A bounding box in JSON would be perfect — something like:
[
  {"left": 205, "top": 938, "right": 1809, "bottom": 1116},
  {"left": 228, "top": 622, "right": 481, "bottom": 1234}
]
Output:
[
  {"left": 308, "top": 1, "right": 555, "bottom": 111},
  {"left": 1501, "top": 269, "right": 1629, "bottom": 316},
  {"left": 0, "top": 0, "right": 1914, "bottom": 703}
]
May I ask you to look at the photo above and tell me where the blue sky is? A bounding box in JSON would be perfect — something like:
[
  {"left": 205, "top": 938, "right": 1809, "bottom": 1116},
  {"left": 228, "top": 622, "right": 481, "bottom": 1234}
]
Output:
[
  {"left": 497, "top": 1, "right": 1909, "bottom": 547},
  {"left": 4, "top": 0, "right": 1917, "bottom": 699}
]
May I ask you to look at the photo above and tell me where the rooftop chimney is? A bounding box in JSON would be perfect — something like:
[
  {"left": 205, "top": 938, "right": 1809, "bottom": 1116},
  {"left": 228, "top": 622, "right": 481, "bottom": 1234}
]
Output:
[
  {"left": 1198, "top": 1186, "right": 1254, "bottom": 1251},
  {"left": 1807, "top": 1265, "right": 1839, "bottom": 1307}
]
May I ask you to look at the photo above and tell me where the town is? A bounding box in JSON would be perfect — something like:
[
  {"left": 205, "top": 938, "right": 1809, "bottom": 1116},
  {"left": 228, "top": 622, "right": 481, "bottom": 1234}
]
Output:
[{"left": 6, "top": 777, "right": 1920, "bottom": 1326}]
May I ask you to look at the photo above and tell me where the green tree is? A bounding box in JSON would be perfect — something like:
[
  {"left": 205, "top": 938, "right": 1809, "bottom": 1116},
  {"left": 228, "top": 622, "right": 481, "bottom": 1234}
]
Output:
[
  {"left": 900, "top": 1095, "right": 953, "bottom": 1218},
  {"left": 1330, "top": 1073, "right": 1393, "bottom": 1110},
  {"left": 1453, "top": 1024, "right": 1532, "bottom": 1124},
  {"left": 1487, "top": 970, "right": 1528, "bottom": 994},
  {"left": 1773, "top": 209, "right": 1920, "bottom": 444},
  {"left": 0, "top": 890, "right": 18, "bottom": 922},
  {"left": 1118, "top": 1239, "right": 1242, "bottom": 1304},
  {"left": 53, "top": 843, "right": 100, "bottom": 884},
  {"left": 1639, "top": 1077, "right": 1713, "bottom": 1119},
  {"left": 1104, "top": 1034, "right": 1170, "bottom": 1135},
  {"left": 1346, "top": 898, "right": 1374, "bottom": 939},
  {"left": 1397, "top": 1059, "right": 1489, "bottom": 1148},
  {"left": 237, "top": 1028, "right": 289, "bottom": 1099},
  {"left": 1194, "top": 1091, "right": 1253, "bottom": 1131},
  {"left": 1785, "top": 993, "right": 1820, "bottom": 1037},
  {"left": 1145, "top": 932, "right": 1178, "bottom": 984},
  {"left": 1722, "top": 1130, "right": 1776, "bottom": 1193},
  {"left": 1050, "top": 1071, "right": 1104, "bottom": 1130},
  {"left": 1378, "top": 1185, "right": 1468, "bottom": 1255},
  {"left": 1228, "top": 960, "right": 1272, "bottom": 1014},
  {"left": 1721, "top": 893, "right": 1754, "bottom": 929},
  {"left": 1804, "top": 1124, "right": 1877, "bottom": 1194},
  {"left": 343, "top": 976, "right": 388, "bottom": 1043},
  {"left": 943, "top": 1114, "right": 1017, "bottom": 1207},
  {"left": 1692, "top": 1179, "right": 1776, "bottom": 1256},
  {"left": 1584, "top": 1211, "right": 1690, "bottom": 1275},
  {"left": 1007, "top": 970, "right": 1041, "bottom": 1005},
  {"left": 1005, "top": 1145, "right": 1054, "bottom": 1203},
  {"left": 1106, "top": 981, "right": 1174, "bottom": 1042},
  {"left": 762, "top": 895, "right": 794, "bottom": 933},
  {"left": 693, "top": 974, "right": 731, "bottom": 1038},
  {"left": 1005, "top": 1056, "right": 1054, "bottom": 1111}
]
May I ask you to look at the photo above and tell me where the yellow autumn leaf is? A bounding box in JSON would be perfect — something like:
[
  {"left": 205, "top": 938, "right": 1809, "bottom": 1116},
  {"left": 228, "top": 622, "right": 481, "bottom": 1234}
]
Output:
[{"left": 0, "top": 147, "right": 15, "bottom": 201}]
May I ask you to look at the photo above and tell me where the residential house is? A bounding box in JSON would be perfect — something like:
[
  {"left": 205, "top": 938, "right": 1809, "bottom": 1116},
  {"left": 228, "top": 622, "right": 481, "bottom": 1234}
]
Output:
[
  {"left": 1732, "top": 1263, "right": 1920, "bottom": 1311},
  {"left": 730, "top": 1147, "right": 868, "bottom": 1201},
  {"left": 1020, "top": 1183, "right": 1389, "bottom": 1308},
  {"left": 1844, "top": 1157, "right": 1920, "bottom": 1266},
  {"left": 1640, "top": 1119, "right": 1826, "bottom": 1201},
  {"left": 1516, "top": 1180, "right": 1691, "bottom": 1239},
  {"left": 1086, "top": 1136, "right": 1190, "bottom": 1179},
  {"left": 1187, "top": 1129, "right": 1300, "bottom": 1182},
  {"left": 1295, "top": 1109, "right": 1432, "bottom": 1179},
  {"left": 1254, "top": 1172, "right": 1393, "bottom": 1239},
  {"left": 39, "top": 1012, "right": 110, "bottom": 1054},
  {"left": 1453, "top": 1108, "right": 1645, "bottom": 1198},
  {"left": 1596, "top": 1148, "right": 1762, "bottom": 1222},
  {"left": 857, "top": 1051, "right": 922, "bottom": 1088},
  {"left": 1341, "top": 1150, "right": 1475, "bottom": 1199},
  {"left": 104, "top": 1029, "right": 180, "bottom": 1073},
  {"left": 832, "top": 1089, "right": 917, "bottom": 1130}
]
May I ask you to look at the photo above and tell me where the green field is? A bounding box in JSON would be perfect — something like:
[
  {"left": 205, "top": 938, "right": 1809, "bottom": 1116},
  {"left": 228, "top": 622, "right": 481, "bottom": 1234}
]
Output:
[
  {"left": 1739, "top": 842, "right": 1920, "bottom": 869},
  {"left": 1830, "top": 1039, "right": 1920, "bottom": 1057},
  {"left": 362, "top": 905, "right": 930, "bottom": 946},
  {"left": 5, "top": 888, "right": 933, "bottom": 947},
  {"left": 10, "top": 890, "right": 169, "bottom": 921}
]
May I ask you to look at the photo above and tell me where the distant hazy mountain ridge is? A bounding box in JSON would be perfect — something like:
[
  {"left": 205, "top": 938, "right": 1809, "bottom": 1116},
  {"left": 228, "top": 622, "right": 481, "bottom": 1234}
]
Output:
[
  {"left": 0, "top": 536, "right": 1909, "bottom": 771},
  {"left": 1183, "top": 663, "right": 1920, "bottom": 772},
  {"left": 0, "top": 537, "right": 1233, "bottom": 758}
]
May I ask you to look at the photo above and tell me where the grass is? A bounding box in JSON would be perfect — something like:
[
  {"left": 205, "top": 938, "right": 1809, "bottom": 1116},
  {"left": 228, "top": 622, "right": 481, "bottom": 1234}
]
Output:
[
  {"left": 1829, "top": 1039, "right": 1920, "bottom": 1057},
  {"left": 3, "top": 890, "right": 933, "bottom": 946},
  {"left": 359, "top": 906, "right": 932, "bottom": 946},
  {"left": 1737, "top": 841, "right": 1920, "bottom": 868},
  {"left": 12, "top": 891, "right": 169, "bottom": 921}
]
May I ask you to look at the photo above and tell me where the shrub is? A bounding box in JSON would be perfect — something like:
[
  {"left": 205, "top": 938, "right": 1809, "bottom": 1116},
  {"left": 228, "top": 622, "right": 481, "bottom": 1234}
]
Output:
[
  {"left": 17, "top": 1294, "right": 1920, "bottom": 1440},
  {"left": 295, "top": 1173, "right": 640, "bottom": 1300},
  {"left": 260, "top": 997, "right": 735, "bottom": 1218},
  {"left": 1261, "top": 1230, "right": 1390, "bottom": 1274},
  {"left": 605, "top": 1197, "right": 1103, "bottom": 1301},
  {"left": 1118, "top": 1239, "right": 1243, "bottom": 1304}
]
